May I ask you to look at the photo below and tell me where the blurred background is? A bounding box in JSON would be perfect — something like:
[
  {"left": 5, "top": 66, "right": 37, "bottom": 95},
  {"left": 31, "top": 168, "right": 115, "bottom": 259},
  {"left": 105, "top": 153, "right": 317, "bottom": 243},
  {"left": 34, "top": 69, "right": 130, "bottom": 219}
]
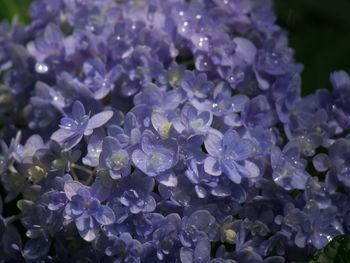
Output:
[{"left": 1, "top": 0, "right": 350, "bottom": 95}]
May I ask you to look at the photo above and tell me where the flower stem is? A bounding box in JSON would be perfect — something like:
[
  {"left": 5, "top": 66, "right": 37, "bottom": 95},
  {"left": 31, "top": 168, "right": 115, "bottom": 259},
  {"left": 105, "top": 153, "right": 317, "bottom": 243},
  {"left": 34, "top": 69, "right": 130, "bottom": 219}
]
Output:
[
  {"left": 71, "top": 163, "right": 93, "bottom": 175},
  {"left": 70, "top": 167, "right": 79, "bottom": 181},
  {"left": 84, "top": 172, "right": 96, "bottom": 185},
  {"left": 5, "top": 213, "right": 22, "bottom": 224}
]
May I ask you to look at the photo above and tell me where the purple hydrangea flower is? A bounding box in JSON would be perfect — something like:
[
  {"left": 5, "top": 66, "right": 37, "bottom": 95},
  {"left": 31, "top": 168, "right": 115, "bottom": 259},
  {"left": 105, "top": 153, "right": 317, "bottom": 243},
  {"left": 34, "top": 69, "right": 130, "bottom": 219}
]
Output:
[
  {"left": 98, "top": 136, "right": 131, "bottom": 179},
  {"left": 271, "top": 145, "right": 309, "bottom": 190},
  {"left": 82, "top": 129, "right": 104, "bottom": 167},
  {"left": 64, "top": 181, "right": 115, "bottom": 241},
  {"left": 82, "top": 58, "right": 122, "bottom": 99},
  {"left": 116, "top": 172, "right": 156, "bottom": 214},
  {"left": 51, "top": 101, "right": 113, "bottom": 149},
  {"left": 180, "top": 238, "right": 211, "bottom": 263},
  {"left": 179, "top": 210, "right": 218, "bottom": 248},
  {"left": 181, "top": 70, "right": 214, "bottom": 99},
  {"left": 294, "top": 201, "right": 342, "bottom": 249},
  {"left": 174, "top": 105, "right": 213, "bottom": 135},
  {"left": 204, "top": 129, "right": 259, "bottom": 183},
  {"left": 1, "top": 0, "right": 350, "bottom": 261},
  {"left": 132, "top": 130, "right": 178, "bottom": 177}
]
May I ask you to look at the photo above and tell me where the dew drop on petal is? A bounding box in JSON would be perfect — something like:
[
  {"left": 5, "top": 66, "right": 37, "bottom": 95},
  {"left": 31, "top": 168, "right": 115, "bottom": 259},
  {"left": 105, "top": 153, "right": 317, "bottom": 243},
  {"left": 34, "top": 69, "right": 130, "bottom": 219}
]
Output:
[
  {"left": 195, "top": 185, "right": 207, "bottom": 198},
  {"left": 157, "top": 251, "right": 164, "bottom": 260},
  {"left": 86, "top": 25, "right": 95, "bottom": 32},
  {"left": 35, "top": 62, "right": 49, "bottom": 74}
]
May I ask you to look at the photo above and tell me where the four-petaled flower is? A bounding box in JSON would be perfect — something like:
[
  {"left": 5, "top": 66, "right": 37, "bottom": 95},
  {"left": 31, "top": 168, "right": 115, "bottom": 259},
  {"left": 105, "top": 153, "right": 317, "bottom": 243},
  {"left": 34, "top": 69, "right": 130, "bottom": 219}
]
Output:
[
  {"left": 132, "top": 130, "right": 178, "bottom": 177},
  {"left": 64, "top": 181, "right": 115, "bottom": 241},
  {"left": 51, "top": 101, "right": 113, "bottom": 149},
  {"left": 204, "top": 130, "right": 259, "bottom": 183}
]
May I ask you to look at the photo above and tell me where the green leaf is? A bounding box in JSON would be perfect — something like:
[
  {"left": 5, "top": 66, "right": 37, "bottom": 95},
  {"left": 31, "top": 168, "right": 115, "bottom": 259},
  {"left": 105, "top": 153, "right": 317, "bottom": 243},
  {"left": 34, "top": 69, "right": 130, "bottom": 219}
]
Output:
[
  {"left": 0, "top": 0, "right": 32, "bottom": 24},
  {"left": 303, "top": 235, "right": 350, "bottom": 263}
]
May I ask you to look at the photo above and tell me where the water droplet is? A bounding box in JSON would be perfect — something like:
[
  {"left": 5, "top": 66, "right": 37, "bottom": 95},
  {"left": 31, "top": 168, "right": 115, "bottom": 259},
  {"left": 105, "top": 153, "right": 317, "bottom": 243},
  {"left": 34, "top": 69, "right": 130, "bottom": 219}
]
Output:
[
  {"left": 180, "top": 21, "right": 189, "bottom": 33},
  {"left": 35, "top": 62, "right": 49, "bottom": 74},
  {"left": 195, "top": 185, "right": 207, "bottom": 198},
  {"left": 86, "top": 25, "right": 95, "bottom": 32},
  {"left": 157, "top": 251, "right": 164, "bottom": 260},
  {"left": 197, "top": 37, "right": 209, "bottom": 48},
  {"left": 223, "top": 0, "right": 229, "bottom": 4},
  {"left": 131, "top": 25, "right": 136, "bottom": 30},
  {"left": 179, "top": 11, "right": 184, "bottom": 17},
  {"left": 196, "top": 14, "right": 202, "bottom": 19}
]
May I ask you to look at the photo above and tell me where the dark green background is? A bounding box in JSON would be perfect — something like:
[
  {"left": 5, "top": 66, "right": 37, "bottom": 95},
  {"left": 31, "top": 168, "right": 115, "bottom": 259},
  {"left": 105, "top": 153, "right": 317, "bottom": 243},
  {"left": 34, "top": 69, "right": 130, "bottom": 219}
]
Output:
[{"left": 1, "top": 0, "right": 350, "bottom": 95}]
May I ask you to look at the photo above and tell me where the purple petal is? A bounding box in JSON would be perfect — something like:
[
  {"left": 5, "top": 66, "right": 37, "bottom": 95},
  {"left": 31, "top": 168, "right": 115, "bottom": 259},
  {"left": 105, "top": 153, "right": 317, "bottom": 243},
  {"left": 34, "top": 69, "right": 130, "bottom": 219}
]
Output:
[
  {"left": 270, "top": 146, "right": 282, "bottom": 168},
  {"left": 44, "top": 23, "right": 63, "bottom": 46},
  {"left": 58, "top": 133, "right": 84, "bottom": 150},
  {"left": 330, "top": 70, "right": 350, "bottom": 90},
  {"left": 102, "top": 136, "right": 121, "bottom": 154},
  {"left": 83, "top": 58, "right": 105, "bottom": 76},
  {"left": 156, "top": 171, "right": 178, "bottom": 187},
  {"left": 132, "top": 149, "right": 152, "bottom": 175},
  {"left": 107, "top": 125, "right": 124, "bottom": 138},
  {"left": 124, "top": 112, "right": 138, "bottom": 134},
  {"left": 64, "top": 181, "right": 87, "bottom": 201},
  {"left": 59, "top": 117, "right": 78, "bottom": 130},
  {"left": 204, "top": 156, "right": 222, "bottom": 176},
  {"left": 51, "top": 129, "right": 76, "bottom": 143},
  {"left": 231, "top": 95, "right": 249, "bottom": 112},
  {"left": 86, "top": 110, "right": 113, "bottom": 133},
  {"left": 70, "top": 195, "right": 85, "bottom": 216},
  {"left": 233, "top": 37, "right": 257, "bottom": 64},
  {"left": 204, "top": 131, "right": 223, "bottom": 157},
  {"left": 211, "top": 184, "right": 231, "bottom": 197},
  {"left": 222, "top": 161, "right": 241, "bottom": 184},
  {"left": 312, "top": 153, "right": 329, "bottom": 172},
  {"left": 25, "top": 134, "right": 44, "bottom": 149},
  {"left": 194, "top": 239, "right": 210, "bottom": 261},
  {"left": 143, "top": 196, "right": 156, "bottom": 212},
  {"left": 94, "top": 205, "right": 115, "bottom": 225},
  {"left": 72, "top": 101, "right": 86, "bottom": 120},
  {"left": 180, "top": 247, "right": 193, "bottom": 263},
  {"left": 75, "top": 216, "right": 98, "bottom": 242}
]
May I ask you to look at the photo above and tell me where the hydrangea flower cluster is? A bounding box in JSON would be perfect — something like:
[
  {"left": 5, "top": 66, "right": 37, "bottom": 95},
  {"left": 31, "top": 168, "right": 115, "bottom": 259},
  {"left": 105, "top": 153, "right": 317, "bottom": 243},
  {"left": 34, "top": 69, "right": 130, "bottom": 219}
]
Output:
[{"left": 0, "top": 0, "right": 349, "bottom": 262}]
